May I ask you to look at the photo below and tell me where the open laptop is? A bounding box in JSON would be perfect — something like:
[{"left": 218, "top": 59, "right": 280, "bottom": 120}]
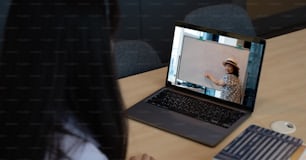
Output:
[{"left": 126, "top": 21, "right": 266, "bottom": 147}]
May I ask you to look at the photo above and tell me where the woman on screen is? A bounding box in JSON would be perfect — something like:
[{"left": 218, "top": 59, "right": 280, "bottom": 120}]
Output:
[{"left": 204, "top": 58, "right": 242, "bottom": 103}]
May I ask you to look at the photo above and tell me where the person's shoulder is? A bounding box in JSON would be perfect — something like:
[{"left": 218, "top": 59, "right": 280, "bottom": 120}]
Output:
[
  {"left": 223, "top": 74, "right": 239, "bottom": 82},
  {"left": 226, "top": 74, "right": 238, "bottom": 79},
  {"left": 61, "top": 116, "right": 108, "bottom": 160},
  {"left": 60, "top": 134, "right": 108, "bottom": 160},
  {"left": 223, "top": 73, "right": 231, "bottom": 78},
  {"left": 45, "top": 115, "right": 109, "bottom": 160}
]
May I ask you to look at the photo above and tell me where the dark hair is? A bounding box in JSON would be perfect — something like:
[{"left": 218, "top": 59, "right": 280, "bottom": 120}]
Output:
[
  {"left": 0, "top": 0, "right": 126, "bottom": 160},
  {"left": 232, "top": 66, "right": 240, "bottom": 77}
]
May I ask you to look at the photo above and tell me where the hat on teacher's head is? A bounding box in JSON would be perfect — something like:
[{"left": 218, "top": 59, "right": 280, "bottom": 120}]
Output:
[{"left": 223, "top": 58, "right": 239, "bottom": 69}]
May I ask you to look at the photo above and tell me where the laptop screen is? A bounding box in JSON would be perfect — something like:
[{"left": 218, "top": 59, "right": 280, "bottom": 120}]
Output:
[{"left": 167, "top": 22, "right": 265, "bottom": 109}]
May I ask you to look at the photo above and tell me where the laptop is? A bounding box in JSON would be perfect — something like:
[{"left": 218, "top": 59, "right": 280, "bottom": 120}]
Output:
[{"left": 126, "top": 21, "right": 266, "bottom": 147}]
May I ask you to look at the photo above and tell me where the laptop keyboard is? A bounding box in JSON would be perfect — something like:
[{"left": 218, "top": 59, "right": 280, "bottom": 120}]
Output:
[{"left": 146, "top": 89, "right": 245, "bottom": 128}]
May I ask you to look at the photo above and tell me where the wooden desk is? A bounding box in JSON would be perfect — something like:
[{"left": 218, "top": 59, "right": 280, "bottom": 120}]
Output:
[{"left": 118, "top": 29, "right": 306, "bottom": 160}]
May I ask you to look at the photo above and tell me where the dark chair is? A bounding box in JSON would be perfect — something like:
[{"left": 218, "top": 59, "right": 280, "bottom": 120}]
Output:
[
  {"left": 113, "top": 40, "right": 162, "bottom": 78},
  {"left": 184, "top": 4, "right": 256, "bottom": 36}
]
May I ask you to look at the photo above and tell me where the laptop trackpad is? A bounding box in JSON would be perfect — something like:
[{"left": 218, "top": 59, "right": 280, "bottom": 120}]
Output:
[{"left": 126, "top": 103, "right": 228, "bottom": 147}]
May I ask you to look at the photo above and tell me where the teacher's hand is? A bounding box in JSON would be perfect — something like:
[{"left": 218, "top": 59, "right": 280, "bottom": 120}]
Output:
[{"left": 204, "top": 73, "right": 212, "bottom": 79}]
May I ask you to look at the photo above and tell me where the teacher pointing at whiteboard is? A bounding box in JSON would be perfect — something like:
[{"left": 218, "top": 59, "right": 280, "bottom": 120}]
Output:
[{"left": 204, "top": 58, "right": 242, "bottom": 103}]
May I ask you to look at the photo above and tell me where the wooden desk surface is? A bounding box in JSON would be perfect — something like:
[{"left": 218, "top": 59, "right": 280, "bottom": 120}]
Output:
[{"left": 118, "top": 29, "right": 306, "bottom": 160}]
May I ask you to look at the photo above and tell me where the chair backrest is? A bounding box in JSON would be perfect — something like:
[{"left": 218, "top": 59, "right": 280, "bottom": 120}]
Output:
[
  {"left": 113, "top": 40, "right": 162, "bottom": 78},
  {"left": 184, "top": 4, "right": 256, "bottom": 36}
]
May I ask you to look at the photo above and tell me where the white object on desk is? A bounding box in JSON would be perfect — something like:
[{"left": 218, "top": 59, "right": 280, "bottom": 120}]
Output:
[{"left": 270, "top": 120, "right": 296, "bottom": 134}]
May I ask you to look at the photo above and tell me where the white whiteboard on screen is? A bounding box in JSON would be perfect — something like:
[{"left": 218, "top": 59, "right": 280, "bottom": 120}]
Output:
[{"left": 177, "top": 36, "right": 249, "bottom": 90}]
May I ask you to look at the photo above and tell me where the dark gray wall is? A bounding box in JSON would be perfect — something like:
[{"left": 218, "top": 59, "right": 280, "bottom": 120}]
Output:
[
  {"left": 1, "top": 0, "right": 305, "bottom": 64},
  {"left": 115, "top": 0, "right": 232, "bottom": 63}
]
